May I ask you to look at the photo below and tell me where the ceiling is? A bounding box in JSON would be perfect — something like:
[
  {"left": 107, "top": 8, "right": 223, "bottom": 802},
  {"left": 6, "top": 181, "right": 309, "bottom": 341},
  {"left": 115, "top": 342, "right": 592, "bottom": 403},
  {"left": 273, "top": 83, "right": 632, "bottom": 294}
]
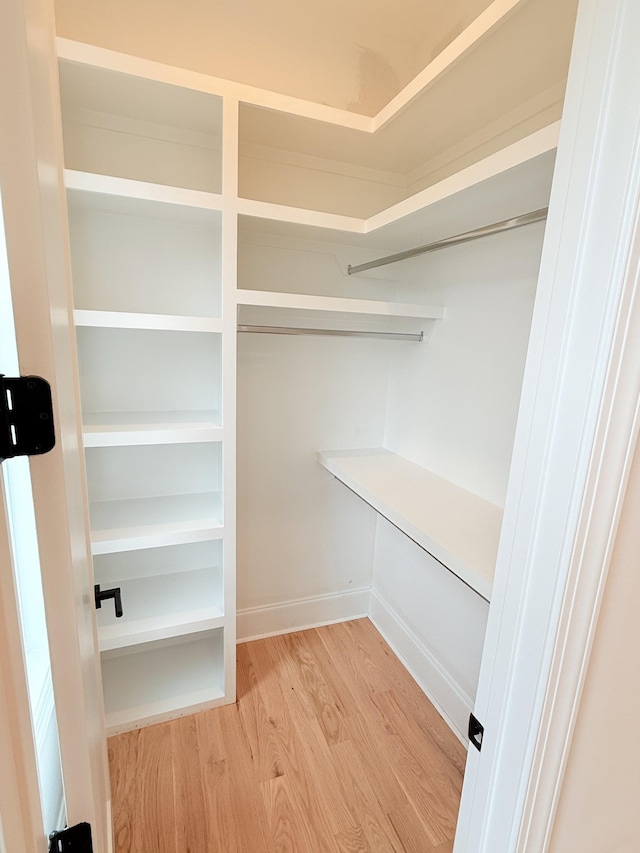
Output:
[{"left": 54, "top": 0, "right": 495, "bottom": 115}]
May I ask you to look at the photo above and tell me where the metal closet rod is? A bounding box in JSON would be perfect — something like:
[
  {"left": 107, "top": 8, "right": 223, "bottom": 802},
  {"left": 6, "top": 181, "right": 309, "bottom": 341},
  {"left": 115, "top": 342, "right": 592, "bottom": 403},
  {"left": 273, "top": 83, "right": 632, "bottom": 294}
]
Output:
[
  {"left": 238, "top": 324, "right": 424, "bottom": 342},
  {"left": 347, "top": 207, "right": 549, "bottom": 276}
]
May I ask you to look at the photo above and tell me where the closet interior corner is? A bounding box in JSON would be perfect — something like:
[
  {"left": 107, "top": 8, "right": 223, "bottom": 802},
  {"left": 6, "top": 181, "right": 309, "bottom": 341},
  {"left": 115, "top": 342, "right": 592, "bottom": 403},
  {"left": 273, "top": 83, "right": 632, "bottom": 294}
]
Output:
[{"left": 56, "top": 0, "right": 577, "bottom": 742}]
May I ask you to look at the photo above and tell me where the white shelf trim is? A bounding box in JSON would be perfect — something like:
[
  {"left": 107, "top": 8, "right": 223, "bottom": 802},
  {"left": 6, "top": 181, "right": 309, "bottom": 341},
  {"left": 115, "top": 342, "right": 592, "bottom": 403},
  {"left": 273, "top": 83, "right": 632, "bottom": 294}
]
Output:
[
  {"left": 96, "top": 567, "right": 224, "bottom": 650},
  {"left": 65, "top": 169, "right": 224, "bottom": 210},
  {"left": 236, "top": 289, "right": 444, "bottom": 321},
  {"left": 90, "top": 496, "right": 224, "bottom": 554},
  {"left": 237, "top": 198, "right": 366, "bottom": 233},
  {"left": 91, "top": 523, "right": 224, "bottom": 555},
  {"left": 318, "top": 449, "right": 502, "bottom": 600},
  {"left": 74, "top": 309, "right": 223, "bottom": 333},
  {"left": 103, "top": 687, "right": 226, "bottom": 734},
  {"left": 83, "top": 424, "right": 223, "bottom": 447},
  {"left": 99, "top": 611, "right": 225, "bottom": 652}
]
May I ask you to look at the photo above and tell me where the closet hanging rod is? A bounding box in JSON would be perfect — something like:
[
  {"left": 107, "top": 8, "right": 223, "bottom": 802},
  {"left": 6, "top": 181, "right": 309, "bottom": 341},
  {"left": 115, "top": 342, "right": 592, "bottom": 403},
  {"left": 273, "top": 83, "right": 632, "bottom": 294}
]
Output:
[
  {"left": 238, "top": 325, "right": 423, "bottom": 342},
  {"left": 347, "top": 207, "right": 549, "bottom": 275}
]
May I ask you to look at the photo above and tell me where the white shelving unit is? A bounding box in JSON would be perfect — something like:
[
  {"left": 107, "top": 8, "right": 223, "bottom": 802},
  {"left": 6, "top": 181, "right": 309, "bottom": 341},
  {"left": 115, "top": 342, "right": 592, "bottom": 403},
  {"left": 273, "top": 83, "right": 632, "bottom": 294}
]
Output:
[
  {"left": 56, "top": 0, "right": 575, "bottom": 739},
  {"left": 318, "top": 449, "right": 501, "bottom": 601},
  {"left": 59, "top": 57, "right": 234, "bottom": 734}
]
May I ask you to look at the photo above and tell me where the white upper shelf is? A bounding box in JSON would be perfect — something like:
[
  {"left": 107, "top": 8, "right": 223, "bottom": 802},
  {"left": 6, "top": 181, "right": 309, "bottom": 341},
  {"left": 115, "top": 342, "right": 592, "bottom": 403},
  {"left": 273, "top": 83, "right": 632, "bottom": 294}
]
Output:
[
  {"left": 237, "top": 290, "right": 443, "bottom": 337},
  {"left": 82, "top": 410, "right": 223, "bottom": 447},
  {"left": 90, "top": 493, "right": 224, "bottom": 554},
  {"left": 237, "top": 290, "right": 443, "bottom": 320},
  {"left": 318, "top": 449, "right": 502, "bottom": 600},
  {"left": 97, "top": 566, "right": 225, "bottom": 652},
  {"left": 237, "top": 128, "right": 558, "bottom": 251},
  {"left": 65, "top": 170, "right": 224, "bottom": 212},
  {"left": 75, "top": 309, "right": 223, "bottom": 333}
]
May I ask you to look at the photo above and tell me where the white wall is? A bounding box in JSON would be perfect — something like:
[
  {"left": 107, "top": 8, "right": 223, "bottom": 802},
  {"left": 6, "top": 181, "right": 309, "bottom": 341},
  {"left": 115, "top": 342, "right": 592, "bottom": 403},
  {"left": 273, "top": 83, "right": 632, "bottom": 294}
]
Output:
[
  {"left": 236, "top": 333, "right": 392, "bottom": 638},
  {"left": 385, "top": 222, "right": 544, "bottom": 506}
]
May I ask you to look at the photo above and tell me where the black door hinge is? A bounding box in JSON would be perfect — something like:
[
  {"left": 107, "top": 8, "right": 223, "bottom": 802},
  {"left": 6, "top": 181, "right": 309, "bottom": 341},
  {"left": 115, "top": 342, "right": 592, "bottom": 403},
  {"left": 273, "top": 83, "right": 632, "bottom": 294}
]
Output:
[
  {"left": 48, "top": 822, "right": 93, "bottom": 852},
  {"left": 0, "top": 375, "right": 55, "bottom": 463},
  {"left": 469, "top": 712, "right": 484, "bottom": 752}
]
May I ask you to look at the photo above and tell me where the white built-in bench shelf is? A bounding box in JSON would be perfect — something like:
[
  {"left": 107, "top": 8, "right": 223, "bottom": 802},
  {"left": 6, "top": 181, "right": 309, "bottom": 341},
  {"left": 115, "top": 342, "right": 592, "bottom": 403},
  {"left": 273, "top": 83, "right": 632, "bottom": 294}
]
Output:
[{"left": 318, "top": 449, "right": 502, "bottom": 601}]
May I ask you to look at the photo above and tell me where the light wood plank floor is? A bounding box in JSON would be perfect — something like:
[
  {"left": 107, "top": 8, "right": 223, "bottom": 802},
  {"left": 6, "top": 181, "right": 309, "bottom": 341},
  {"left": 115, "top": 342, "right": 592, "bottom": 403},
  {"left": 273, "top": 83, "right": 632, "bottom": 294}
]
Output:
[{"left": 108, "top": 618, "right": 467, "bottom": 852}]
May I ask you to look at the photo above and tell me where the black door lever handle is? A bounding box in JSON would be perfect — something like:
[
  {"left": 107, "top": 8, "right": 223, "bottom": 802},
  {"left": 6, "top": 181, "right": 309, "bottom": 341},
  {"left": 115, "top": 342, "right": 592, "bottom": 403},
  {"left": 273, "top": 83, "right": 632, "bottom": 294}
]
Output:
[{"left": 94, "top": 584, "right": 123, "bottom": 618}]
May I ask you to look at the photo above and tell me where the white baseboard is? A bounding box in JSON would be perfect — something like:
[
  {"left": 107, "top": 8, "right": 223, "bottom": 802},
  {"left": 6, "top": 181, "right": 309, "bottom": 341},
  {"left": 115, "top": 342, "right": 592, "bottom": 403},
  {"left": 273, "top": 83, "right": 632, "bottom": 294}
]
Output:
[
  {"left": 369, "top": 588, "right": 472, "bottom": 744},
  {"left": 237, "top": 586, "right": 471, "bottom": 745},
  {"left": 237, "top": 588, "right": 371, "bottom": 643}
]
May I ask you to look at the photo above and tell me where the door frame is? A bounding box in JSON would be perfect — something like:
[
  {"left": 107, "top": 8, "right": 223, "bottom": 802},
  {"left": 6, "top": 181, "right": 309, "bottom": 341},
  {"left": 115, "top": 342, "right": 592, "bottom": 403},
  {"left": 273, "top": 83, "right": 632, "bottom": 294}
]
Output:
[
  {"left": 455, "top": 0, "right": 640, "bottom": 849},
  {"left": 0, "top": 0, "right": 111, "bottom": 847}
]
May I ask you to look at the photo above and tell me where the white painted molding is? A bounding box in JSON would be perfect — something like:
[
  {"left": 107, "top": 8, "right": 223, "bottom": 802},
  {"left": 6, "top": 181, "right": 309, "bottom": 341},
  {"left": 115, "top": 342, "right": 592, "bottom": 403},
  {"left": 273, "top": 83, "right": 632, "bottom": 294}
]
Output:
[
  {"left": 522, "top": 193, "right": 640, "bottom": 853},
  {"left": 518, "top": 31, "right": 640, "bottom": 853},
  {"left": 369, "top": 589, "right": 472, "bottom": 744},
  {"left": 454, "top": 1, "right": 640, "bottom": 851},
  {"left": 236, "top": 588, "right": 371, "bottom": 643}
]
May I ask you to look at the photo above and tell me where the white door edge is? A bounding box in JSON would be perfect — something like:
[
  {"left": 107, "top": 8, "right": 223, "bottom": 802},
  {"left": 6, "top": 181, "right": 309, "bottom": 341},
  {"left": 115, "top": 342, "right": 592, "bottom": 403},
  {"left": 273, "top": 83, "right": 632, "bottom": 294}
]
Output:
[{"left": 0, "top": 0, "right": 111, "bottom": 847}]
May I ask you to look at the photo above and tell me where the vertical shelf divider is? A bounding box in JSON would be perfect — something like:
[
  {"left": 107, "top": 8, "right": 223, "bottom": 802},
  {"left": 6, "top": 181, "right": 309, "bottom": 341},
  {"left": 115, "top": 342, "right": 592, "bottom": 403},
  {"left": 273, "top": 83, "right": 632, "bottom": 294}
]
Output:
[{"left": 221, "top": 96, "right": 239, "bottom": 702}]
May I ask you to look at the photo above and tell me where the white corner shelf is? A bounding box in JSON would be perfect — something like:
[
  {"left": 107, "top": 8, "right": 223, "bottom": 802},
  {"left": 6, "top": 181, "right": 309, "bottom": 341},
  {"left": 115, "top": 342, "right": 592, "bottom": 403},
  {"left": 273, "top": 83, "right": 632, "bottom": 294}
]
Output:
[
  {"left": 65, "top": 170, "right": 224, "bottom": 212},
  {"left": 89, "top": 493, "right": 224, "bottom": 554},
  {"left": 59, "top": 57, "right": 223, "bottom": 194},
  {"left": 237, "top": 289, "right": 443, "bottom": 336},
  {"left": 318, "top": 449, "right": 502, "bottom": 600},
  {"left": 237, "top": 128, "right": 557, "bottom": 252},
  {"left": 74, "top": 309, "right": 223, "bottom": 333},
  {"left": 82, "top": 410, "right": 223, "bottom": 447},
  {"left": 236, "top": 198, "right": 366, "bottom": 233},
  {"left": 97, "top": 566, "right": 224, "bottom": 651},
  {"left": 101, "top": 630, "right": 225, "bottom": 734}
]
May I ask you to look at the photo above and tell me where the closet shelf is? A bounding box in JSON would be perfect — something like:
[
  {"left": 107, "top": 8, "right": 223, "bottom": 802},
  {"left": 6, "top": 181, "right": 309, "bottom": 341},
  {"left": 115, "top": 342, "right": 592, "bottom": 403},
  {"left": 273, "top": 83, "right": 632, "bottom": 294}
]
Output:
[
  {"left": 74, "top": 309, "right": 223, "bottom": 333},
  {"left": 101, "top": 630, "right": 225, "bottom": 734},
  {"left": 96, "top": 567, "right": 223, "bottom": 652},
  {"left": 90, "top": 493, "right": 224, "bottom": 555},
  {"left": 318, "top": 449, "right": 502, "bottom": 600},
  {"left": 237, "top": 198, "right": 366, "bottom": 233},
  {"left": 65, "top": 169, "right": 224, "bottom": 212},
  {"left": 237, "top": 290, "right": 443, "bottom": 336},
  {"left": 82, "top": 410, "right": 223, "bottom": 447},
  {"left": 99, "top": 609, "right": 225, "bottom": 652}
]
